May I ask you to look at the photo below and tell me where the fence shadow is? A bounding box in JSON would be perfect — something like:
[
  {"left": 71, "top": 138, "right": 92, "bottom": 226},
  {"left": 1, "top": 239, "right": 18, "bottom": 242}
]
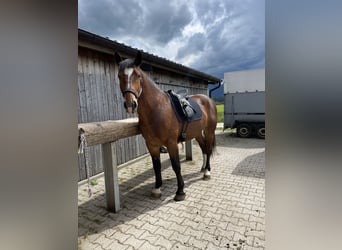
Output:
[
  {"left": 78, "top": 157, "right": 203, "bottom": 238},
  {"left": 231, "top": 151, "right": 265, "bottom": 179},
  {"left": 214, "top": 131, "right": 265, "bottom": 149}
]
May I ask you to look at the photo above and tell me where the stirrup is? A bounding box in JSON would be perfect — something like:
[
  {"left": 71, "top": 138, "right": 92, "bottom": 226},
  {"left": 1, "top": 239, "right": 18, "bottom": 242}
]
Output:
[{"left": 175, "top": 89, "right": 188, "bottom": 98}]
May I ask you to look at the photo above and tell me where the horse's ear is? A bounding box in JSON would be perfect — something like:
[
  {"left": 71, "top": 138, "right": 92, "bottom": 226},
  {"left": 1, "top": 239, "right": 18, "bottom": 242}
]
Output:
[
  {"left": 114, "top": 52, "right": 122, "bottom": 64},
  {"left": 134, "top": 51, "right": 142, "bottom": 67}
]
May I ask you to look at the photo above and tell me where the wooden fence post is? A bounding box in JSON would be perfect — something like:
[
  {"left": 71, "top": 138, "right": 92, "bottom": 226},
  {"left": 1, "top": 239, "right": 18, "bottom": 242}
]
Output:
[
  {"left": 102, "top": 142, "right": 120, "bottom": 212},
  {"left": 79, "top": 118, "right": 193, "bottom": 212},
  {"left": 185, "top": 140, "right": 192, "bottom": 161}
]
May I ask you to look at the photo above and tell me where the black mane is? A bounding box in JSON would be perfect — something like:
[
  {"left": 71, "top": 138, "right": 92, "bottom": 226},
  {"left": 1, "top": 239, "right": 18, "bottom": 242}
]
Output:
[{"left": 119, "top": 59, "right": 135, "bottom": 69}]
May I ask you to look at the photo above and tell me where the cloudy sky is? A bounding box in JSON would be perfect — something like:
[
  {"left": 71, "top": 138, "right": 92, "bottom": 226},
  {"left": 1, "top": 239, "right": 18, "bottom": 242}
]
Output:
[{"left": 78, "top": 0, "right": 264, "bottom": 80}]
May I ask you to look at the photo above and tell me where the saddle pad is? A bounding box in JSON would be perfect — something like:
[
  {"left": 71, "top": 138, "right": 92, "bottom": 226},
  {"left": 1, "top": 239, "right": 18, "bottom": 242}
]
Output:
[{"left": 167, "top": 92, "right": 203, "bottom": 123}]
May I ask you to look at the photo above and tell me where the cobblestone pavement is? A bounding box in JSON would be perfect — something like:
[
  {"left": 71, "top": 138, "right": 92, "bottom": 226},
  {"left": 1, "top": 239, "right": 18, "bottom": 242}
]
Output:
[{"left": 78, "top": 132, "right": 265, "bottom": 249}]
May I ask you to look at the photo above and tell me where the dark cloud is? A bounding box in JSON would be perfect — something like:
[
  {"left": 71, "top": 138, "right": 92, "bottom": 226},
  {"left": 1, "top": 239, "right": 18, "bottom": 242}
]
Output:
[
  {"left": 78, "top": 0, "right": 264, "bottom": 79},
  {"left": 176, "top": 33, "right": 206, "bottom": 60},
  {"left": 194, "top": 0, "right": 237, "bottom": 25},
  {"left": 79, "top": 0, "right": 191, "bottom": 44},
  {"left": 79, "top": 0, "right": 142, "bottom": 38},
  {"left": 188, "top": 0, "right": 265, "bottom": 78},
  {"left": 142, "top": 2, "right": 192, "bottom": 43}
]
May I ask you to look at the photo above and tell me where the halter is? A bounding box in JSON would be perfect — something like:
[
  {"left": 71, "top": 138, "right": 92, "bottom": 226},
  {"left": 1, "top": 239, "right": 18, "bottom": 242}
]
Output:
[
  {"left": 120, "top": 70, "right": 143, "bottom": 99},
  {"left": 121, "top": 82, "right": 142, "bottom": 99}
]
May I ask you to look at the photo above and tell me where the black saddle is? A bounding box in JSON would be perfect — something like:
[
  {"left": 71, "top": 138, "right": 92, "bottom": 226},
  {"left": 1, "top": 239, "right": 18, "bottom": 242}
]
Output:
[
  {"left": 167, "top": 90, "right": 202, "bottom": 121},
  {"left": 166, "top": 89, "right": 203, "bottom": 141}
]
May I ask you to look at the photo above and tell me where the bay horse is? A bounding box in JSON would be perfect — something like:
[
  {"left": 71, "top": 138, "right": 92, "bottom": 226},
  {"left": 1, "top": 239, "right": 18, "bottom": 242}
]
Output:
[{"left": 115, "top": 51, "right": 217, "bottom": 201}]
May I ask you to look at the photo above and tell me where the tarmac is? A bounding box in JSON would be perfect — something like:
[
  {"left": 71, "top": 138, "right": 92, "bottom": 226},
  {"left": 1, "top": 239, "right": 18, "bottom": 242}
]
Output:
[{"left": 78, "top": 130, "right": 265, "bottom": 249}]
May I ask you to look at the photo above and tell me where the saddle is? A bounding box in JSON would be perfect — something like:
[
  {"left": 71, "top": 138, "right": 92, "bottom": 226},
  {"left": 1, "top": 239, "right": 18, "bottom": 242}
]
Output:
[
  {"left": 166, "top": 89, "right": 203, "bottom": 141},
  {"left": 168, "top": 90, "right": 196, "bottom": 118}
]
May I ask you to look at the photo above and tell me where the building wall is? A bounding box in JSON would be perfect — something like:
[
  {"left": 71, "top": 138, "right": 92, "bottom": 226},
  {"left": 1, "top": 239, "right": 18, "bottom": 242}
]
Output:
[{"left": 78, "top": 46, "right": 208, "bottom": 181}]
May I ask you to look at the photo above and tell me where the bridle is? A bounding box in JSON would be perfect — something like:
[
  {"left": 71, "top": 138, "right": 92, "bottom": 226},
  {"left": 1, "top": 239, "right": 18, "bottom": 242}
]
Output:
[
  {"left": 120, "top": 68, "right": 143, "bottom": 100},
  {"left": 121, "top": 80, "right": 142, "bottom": 99}
]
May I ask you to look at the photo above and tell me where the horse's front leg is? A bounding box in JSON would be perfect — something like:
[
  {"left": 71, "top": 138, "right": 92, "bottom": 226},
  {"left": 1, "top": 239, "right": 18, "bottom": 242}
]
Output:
[
  {"left": 151, "top": 155, "right": 162, "bottom": 198},
  {"left": 147, "top": 144, "right": 163, "bottom": 199},
  {"left": 168, "top": 143, "right": 186, "bottom": 201}
]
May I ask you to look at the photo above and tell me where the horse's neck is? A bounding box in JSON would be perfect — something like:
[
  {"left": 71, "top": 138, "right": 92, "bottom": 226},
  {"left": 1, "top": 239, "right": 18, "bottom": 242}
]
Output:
[
  {"left": 141, "top": 71, "right": 162, "bottom": 95},
  {"left": 138, "top": 70, "right": 166, "bottom": 115}
]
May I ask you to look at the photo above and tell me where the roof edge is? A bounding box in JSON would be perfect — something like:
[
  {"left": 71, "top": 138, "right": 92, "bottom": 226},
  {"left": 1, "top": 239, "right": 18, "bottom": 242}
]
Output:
[{"left": 78, "top": 28, "right": 221, "bottom": 83}]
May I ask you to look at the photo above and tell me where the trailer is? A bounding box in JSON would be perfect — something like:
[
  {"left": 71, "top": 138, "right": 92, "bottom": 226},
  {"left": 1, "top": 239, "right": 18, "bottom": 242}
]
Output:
[{"left": 224, "top": 68, "right": 265, "bottom": 139}]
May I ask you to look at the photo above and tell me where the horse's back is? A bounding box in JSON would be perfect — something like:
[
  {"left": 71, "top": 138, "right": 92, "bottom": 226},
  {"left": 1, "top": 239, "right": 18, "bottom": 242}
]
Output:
[
  {"left": 189, "top": 94, "right": 217, "bottom": 126},
  {"left": 190, "top": 94, "right": 217, "bottom": 113}
]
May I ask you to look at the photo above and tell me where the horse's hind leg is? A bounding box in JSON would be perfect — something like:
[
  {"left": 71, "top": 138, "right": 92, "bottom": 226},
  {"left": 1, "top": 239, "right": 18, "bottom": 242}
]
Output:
[
  {"left": 167, "top": 142, "right": 186, "bottom": 201},
  {"left": 196, "top": 130, "right": 212, "bottom": 179},
  {"left": 202, "top": 128, "right": 216, "bottom": 180},
  {"left": 196, "top": 130, "right": 215, "bottom": 180},
  {"left": 195, "top": 132, "right": 207, "bottom": 173}
]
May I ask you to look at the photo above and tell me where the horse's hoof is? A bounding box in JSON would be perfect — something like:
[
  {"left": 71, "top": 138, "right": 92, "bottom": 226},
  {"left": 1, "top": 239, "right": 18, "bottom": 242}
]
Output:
[
  {"left": 174, "top": 193, "right": 186, "bottom": 201},
  {"left": 151, "top": 192, "right": 161, "bottom": 199},
  {"left": 160, "top": 146, "right": 168, "bottom": 153},
  {"left": 203, "top": 175, "right": 211, "bottom": 180}
]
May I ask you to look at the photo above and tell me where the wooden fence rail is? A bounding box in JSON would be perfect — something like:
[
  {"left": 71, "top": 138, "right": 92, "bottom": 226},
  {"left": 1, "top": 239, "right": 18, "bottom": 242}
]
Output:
[
  {"left": 78, "top": 118, "right": 140, "bottom": 146},
  {"left": 78, "top": 118, "right": 192, "bottom": 212}
]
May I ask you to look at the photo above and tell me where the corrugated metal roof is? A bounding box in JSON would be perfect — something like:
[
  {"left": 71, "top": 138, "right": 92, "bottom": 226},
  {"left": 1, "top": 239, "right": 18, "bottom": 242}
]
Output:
[{"left": 78, "top": 29, "right": 220, "bottom": 83}]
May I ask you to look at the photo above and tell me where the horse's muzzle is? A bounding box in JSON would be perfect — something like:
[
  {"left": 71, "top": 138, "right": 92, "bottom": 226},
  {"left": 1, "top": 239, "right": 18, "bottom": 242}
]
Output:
[{"left": 124, "top": 100, "right": 138, "bottom": 114}]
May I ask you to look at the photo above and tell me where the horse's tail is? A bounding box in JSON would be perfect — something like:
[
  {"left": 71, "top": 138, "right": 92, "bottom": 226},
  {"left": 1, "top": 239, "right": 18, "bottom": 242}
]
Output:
[
  {"left": 211, "top": 99, "right": 218, "bottom": 156},
  {"left": 204, "top": 124, "right": 217, "bottom": 157},
  {"left": 213, "top": 133, "right": 216, "bottom": 151},
  {"left": 205, "top": 96, "right": 217, "bottom": 157},
  {"left": 210, "top": 130, "right": 217, "bottom": 157}
]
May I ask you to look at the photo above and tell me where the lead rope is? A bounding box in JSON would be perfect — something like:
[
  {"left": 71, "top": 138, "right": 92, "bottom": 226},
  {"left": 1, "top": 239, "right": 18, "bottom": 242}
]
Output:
[{"left": 78, "top": 132, "right": 93, "bottom": 198}]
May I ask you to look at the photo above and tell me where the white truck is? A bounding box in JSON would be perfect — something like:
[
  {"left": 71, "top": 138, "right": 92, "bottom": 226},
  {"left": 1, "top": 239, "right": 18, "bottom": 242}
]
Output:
[{"left": 224, "top": 68, "right": 265, "bottom": 139}]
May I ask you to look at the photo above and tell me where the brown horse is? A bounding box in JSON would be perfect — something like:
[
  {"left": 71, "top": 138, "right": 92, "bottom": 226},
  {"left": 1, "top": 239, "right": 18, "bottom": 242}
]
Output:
[{"left": 115, "top": 51, "right": 217, "bottom": 201}]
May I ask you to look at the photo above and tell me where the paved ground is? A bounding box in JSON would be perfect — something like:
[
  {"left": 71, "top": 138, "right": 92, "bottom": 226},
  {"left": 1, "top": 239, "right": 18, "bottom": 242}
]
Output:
[{"left": 78, "top": 132, "right": 265, "bottom": 249}]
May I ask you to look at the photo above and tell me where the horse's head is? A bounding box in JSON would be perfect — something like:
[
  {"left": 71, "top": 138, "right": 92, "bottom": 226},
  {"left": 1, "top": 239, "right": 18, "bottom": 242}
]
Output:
[{"left": 115, "top": 51, "right": 143, "bottom": 114}]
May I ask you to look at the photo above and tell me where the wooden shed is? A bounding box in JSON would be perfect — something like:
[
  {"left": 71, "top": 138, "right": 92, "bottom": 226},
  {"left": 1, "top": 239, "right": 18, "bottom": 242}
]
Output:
[{"left": 78, "top": 29, "right": 220, "bottom": 181}]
